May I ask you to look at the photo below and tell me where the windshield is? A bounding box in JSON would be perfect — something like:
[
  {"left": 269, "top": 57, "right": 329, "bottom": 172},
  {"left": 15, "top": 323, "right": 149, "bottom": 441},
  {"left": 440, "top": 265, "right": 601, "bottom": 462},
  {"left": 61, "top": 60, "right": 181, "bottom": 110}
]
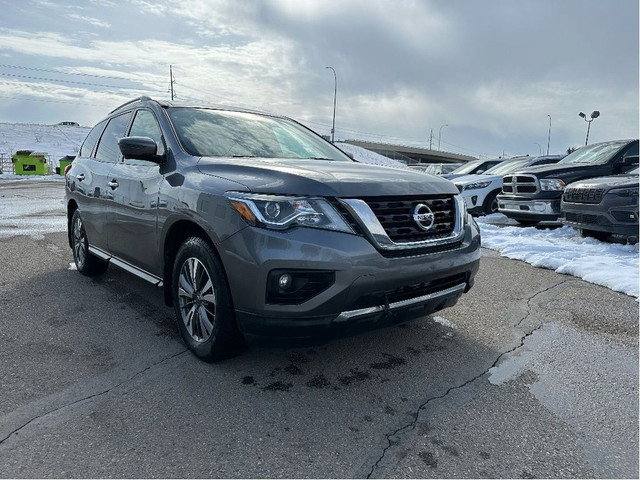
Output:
[
  {"left": 558, "top": 142, "right": 625, "bottom": 165},
  {"left": 484, "top": 159, "right": 529, "bottom": 175},
  {"left": 167, "top": 107, "right": 351, "bottom": 161},
  {"left": 450, "top": 160, "right": 485, "bottom": 174}
]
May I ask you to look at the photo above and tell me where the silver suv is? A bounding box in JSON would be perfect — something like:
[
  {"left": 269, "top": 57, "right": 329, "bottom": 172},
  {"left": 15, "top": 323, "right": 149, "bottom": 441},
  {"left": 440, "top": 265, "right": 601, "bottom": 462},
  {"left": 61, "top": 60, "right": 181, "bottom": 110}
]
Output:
[{"left": 66, "top": 97, "right": 481, "bottom": 361}]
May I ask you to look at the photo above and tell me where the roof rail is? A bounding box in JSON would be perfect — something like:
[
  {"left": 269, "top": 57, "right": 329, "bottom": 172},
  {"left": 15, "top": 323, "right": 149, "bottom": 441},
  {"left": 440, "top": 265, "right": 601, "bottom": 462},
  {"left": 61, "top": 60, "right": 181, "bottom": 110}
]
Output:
[{"left": 109, "top": 96, "right": 152, "bottom": 114}]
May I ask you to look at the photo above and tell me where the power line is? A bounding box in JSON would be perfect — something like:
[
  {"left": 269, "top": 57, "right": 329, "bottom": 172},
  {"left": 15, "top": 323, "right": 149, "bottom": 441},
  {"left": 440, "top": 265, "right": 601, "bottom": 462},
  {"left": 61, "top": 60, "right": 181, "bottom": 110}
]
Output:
[
  {"left": 0, "top": 63, "right": 132, "bottom": 81},
  {"left": 0, "top": 72, "right": 163, "bottom": 92}
]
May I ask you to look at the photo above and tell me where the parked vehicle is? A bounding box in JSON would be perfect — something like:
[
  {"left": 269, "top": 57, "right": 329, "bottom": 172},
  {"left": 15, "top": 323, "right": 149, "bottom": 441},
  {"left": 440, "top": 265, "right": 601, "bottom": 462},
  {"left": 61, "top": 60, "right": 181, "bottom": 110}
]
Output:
[
  {"left": 561, "top": 167, "right": 639, "bottom": 242},
  {"left": 454, "top": 155, "right": 565, "bottom": 215},
  {"left": 66, "top": 97, "right": 481, "bottom": 361},
  {"left": 409, "top": 163, "right": 462, "bottom": 175},
  {"left": 497, "top": 139, "right": 639, "bottom": 225},
  {"left": 441, "top": 158, "right": 507, "bottom": 180}
]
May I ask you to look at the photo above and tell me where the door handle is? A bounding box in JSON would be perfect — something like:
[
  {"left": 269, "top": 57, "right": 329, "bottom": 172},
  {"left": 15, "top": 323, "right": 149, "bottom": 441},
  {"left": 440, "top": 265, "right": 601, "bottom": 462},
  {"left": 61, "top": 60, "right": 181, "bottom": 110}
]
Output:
[
  {"left": 76, "top": 173, "right": 85, "bottom": 181},
  {"left": 108, "top": 180, "right": 119, "bottom": 189}
]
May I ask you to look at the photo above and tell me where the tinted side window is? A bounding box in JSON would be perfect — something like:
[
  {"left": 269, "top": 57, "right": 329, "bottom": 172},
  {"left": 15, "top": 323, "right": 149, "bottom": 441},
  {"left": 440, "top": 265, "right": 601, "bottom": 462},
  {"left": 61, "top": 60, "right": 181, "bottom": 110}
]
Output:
[
  {"left": 79, "top": 120, "right": 107, "bottom": 158},
  {"left": 128, "top": 110, "right": 165, "bottom": 156},
  {"left": 95, "top": 112, "right": 133, "bottom": 163}
]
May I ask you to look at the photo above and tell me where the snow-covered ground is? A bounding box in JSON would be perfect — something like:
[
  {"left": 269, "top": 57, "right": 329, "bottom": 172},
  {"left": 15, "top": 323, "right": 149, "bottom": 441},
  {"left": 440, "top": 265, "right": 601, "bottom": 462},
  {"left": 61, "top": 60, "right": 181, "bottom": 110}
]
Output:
[
  {"left": 478, "top": 214, "right": 638, "bottom": 298},
  {"left": 0, "top": 123, "right": 637, "bottom": 299}
]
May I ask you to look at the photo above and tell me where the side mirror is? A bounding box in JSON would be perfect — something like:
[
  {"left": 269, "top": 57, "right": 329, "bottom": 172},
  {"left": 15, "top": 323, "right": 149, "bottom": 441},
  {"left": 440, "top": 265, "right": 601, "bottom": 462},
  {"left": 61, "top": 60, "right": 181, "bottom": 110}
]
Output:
[
  {"left": 476, "top": 169, "right": 485, "bottom": 174},
  {"left": 118, "top": 136, "right": 161, "bottom": 162},
  {"left": 622, "top": 153, "right": 639, "bottom": 165}
]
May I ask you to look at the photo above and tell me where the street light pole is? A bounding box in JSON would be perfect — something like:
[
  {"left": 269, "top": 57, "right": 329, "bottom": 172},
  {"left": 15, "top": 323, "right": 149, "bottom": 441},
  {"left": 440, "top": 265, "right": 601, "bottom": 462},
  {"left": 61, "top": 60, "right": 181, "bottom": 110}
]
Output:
[
  {"left": 325, "top": 66, "right": 337, "bottom": 143},
  {"left": 546, "top": 114, "right": 551, "bottom": 155},
  {"left": 438, "top": 124, "right": 448, "bottom": 150},
  {"left": 579, "top": 110, "right": 600, "bottom": 146}
]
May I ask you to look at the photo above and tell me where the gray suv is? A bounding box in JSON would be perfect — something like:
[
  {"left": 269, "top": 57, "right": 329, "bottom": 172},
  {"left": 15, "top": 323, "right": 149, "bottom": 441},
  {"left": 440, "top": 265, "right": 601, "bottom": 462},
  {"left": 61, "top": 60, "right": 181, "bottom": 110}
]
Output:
[{"left": 66, "top": 97, "right": 481, "bottom": 360}]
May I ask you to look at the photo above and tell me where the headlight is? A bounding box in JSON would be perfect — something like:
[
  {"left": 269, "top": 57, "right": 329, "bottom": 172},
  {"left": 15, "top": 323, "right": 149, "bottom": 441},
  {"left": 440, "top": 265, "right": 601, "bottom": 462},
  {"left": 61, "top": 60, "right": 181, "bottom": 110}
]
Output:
[
  {"left": 608, "top": 187, "right": 639, "bottom": 197},
  {"left": 226, "top": 192, "right": 353, "bottom": 233},
  {"left": 539, "top": 178, "right": 566, "bottom": 191},
  {"left": 461, "top": 181, "right": 492, "bottom": 191}
]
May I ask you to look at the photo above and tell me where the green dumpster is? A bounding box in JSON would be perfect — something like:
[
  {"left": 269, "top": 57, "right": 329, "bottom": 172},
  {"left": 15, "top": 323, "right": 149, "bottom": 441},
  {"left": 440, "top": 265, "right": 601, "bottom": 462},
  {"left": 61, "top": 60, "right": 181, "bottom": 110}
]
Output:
[
  {"left": 58, "top": 155, "right": 75, "bottom": 176},
  {"left": 12, "top": 150, "right": 49, "bottom": 175}
]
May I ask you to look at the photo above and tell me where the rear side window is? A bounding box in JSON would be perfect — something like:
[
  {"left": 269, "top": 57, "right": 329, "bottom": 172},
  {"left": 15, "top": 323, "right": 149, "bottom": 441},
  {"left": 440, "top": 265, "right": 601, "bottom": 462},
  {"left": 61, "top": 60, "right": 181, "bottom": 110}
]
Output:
[
  {"left": 79, "top": 120, "right": 107, "bottom": 158},
  {"left": 95, "top": 112, "right": 133, "bottom": 163}
]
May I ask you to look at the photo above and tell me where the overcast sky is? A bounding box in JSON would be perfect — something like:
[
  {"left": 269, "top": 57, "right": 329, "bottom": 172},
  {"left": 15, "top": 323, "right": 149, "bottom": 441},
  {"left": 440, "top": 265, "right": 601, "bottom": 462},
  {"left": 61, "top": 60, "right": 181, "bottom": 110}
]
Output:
[{"left": 0, "top": 0, "right": 637, "bottom": 158}]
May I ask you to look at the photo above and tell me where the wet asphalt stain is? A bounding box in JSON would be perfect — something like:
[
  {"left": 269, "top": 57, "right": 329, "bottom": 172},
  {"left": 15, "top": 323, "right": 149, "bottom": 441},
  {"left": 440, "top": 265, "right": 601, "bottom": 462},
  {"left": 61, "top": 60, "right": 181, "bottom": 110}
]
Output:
[
  {"left": 262, "top": 381, "right": 293, "bottom": 392},
  {"left": 306, "top": 374, "right": 331, "bottom": 389},
  {"left": 338, "top": 368, "right": 371, "bottom": 386},
  {"left": 418, "top": 450, "right": 438, "bottom": 468},
  {"left": 369, "top": 353, "right": 406, "bottom": 370},
  {"left": 242, "top": 376, "right": 255, "bottom": 385},
  {"left": 283, "top": 364, "right": 303, "bottom": 375},
  {"left": 479, "top": 451, "right": 491, "bottom": 460}
]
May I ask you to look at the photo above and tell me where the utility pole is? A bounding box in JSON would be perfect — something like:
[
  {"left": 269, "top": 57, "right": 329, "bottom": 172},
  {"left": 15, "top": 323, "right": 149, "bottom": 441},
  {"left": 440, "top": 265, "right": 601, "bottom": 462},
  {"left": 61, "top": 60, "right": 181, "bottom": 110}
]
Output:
[
  {"left": 169, "top": 65, "right": 176, "bottom": 101},
  {"left": 429, "top": 128, "right": 433, "bottom": 149},
  {"left": 325, "top": 67, "right": 337, "bottom": 143},
  {"left": 546, "top": 114, "right": 551, "bottom": 155}
]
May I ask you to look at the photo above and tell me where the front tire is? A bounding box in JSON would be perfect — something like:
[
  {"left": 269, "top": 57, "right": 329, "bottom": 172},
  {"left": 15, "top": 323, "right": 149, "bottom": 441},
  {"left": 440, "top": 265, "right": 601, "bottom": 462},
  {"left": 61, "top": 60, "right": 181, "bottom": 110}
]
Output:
[
  {"left": 515, "top": 219, "right": 540, "bottom": 227},
  {"left": 71, "top": 210, "right": 108, "bottom": 276},
  {"left": 581, "top": 229, "right": 611, "bottom": 241},
  {"left": 482, "top": 191, "right": 500, "bottom": 215},
  {"left": 172, "top": 237, "right": 242, "bottom": 361}
]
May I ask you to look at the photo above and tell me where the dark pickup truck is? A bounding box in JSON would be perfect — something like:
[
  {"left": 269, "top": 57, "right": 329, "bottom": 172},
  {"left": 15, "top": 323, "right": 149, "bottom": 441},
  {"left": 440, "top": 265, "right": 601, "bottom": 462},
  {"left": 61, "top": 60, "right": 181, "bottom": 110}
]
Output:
[{"left": 497, "top": 139, "right": 639, "bottom": 225}]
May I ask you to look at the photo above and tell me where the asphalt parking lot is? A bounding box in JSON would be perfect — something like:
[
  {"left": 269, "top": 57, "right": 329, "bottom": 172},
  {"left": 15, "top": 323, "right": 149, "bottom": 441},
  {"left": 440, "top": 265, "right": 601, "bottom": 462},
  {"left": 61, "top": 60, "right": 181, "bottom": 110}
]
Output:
[{"left": 0, "top": 180, "right": 638, "bottom": 478}]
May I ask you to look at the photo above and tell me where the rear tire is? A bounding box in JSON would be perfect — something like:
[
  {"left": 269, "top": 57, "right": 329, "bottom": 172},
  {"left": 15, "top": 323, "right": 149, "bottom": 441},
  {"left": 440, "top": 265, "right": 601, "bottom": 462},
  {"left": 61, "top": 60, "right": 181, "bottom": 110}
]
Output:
[
  {"left": 71, "top": 210, "right": 108, "bottom": 276},
  {"left": 172, "top": 237, "right": 243, "bottom": 361}
]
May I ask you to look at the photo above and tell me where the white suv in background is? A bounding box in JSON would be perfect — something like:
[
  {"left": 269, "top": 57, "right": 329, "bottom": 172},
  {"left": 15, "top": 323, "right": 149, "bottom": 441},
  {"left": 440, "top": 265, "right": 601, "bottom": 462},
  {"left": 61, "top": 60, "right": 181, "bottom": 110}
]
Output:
[{"left": 454, "top": 155, "right": 564, "bottom": 215}]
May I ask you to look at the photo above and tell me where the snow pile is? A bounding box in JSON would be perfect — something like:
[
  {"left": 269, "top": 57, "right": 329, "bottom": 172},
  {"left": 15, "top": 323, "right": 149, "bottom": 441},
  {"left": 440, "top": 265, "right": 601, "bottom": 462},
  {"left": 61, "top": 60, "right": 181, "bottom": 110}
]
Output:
[
  {"left": 0, "top": 123, "right": 90, "bottom": 169},
  {"left": 336, "top": 142, "right": 408, "bottom": 169},
  {"left": 0, "top": 180, "right": 66, "bottom": 239},
  {"left": 477, "top": 214, "right": 639, "bottom": 298}
]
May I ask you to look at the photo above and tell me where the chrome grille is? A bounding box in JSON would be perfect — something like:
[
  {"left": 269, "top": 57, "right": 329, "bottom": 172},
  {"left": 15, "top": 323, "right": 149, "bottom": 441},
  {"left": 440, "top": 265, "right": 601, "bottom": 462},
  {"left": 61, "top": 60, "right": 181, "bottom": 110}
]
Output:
[
  {"left": 563, "top": 187, "right": 605, "bottom": 204},
  {"left": 502, "top": 175, "right": 538, "bottom": 194},
  {"left": 363, "top": 196, "right": 456, "bottom": 243}
]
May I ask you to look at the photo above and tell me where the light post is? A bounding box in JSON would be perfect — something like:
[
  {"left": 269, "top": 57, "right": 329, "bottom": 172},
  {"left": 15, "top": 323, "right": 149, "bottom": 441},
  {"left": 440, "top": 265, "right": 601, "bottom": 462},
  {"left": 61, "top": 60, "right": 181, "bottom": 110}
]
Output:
[
  {"left": 325, "top": 66, "right": 337, "bottom": 143},
  {"left": 546, "top": 114, "right": 551, "bottom": 155},
  {"left": 578, "top": 110, "right": 600, "bottom": 146},
  {"left": 438, "top": 123, "right": 448, "bottom": 150}
]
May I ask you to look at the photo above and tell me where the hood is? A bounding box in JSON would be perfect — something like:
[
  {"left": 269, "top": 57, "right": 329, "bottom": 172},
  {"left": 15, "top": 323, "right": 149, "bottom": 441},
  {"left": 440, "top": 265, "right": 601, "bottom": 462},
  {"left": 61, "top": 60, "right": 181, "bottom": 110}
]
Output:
[
  {"left": 197, "top": 157, "right": 459, "bottom": 197},
  {"left": 513, "top": 163, "right": 605, "bottom": 178},
  {"left": 568, "top": 174, "right": 639, "bottom": 190},
  {"left": 453, "top": 173, "right": 501, "bottom": 185}
]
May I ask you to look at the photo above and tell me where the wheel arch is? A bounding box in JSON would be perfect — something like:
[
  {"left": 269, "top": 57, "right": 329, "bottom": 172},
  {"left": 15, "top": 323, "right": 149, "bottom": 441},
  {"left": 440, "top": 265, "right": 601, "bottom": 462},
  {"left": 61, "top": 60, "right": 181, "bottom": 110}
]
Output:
[
  {"left": 67, "top": 199, "right": 79, "bottom": 248},
  {"left": 162, "top": 220, "right": 220, "bottom": 307}
]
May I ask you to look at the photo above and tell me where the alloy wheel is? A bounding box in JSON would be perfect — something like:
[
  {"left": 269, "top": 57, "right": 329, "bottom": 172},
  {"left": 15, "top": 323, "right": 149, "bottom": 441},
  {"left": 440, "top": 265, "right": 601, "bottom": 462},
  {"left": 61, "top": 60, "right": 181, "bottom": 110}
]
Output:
[{"left": 177, "top": 257, "right": 217, "bottom": 342}]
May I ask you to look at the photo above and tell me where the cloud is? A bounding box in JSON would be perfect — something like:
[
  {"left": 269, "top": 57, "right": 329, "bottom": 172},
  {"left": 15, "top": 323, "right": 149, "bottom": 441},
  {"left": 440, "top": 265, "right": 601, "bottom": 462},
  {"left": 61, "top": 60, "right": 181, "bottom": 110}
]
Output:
[{"left": 64, "top": 14, "right": 112, "bottom": 29}]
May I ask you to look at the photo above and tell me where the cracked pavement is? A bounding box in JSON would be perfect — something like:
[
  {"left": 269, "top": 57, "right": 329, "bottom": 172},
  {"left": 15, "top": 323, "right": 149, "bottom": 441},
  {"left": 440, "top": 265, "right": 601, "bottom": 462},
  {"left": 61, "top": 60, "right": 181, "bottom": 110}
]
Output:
[{"left": 0, "top": 185, "right": 638, "bottom": 478}]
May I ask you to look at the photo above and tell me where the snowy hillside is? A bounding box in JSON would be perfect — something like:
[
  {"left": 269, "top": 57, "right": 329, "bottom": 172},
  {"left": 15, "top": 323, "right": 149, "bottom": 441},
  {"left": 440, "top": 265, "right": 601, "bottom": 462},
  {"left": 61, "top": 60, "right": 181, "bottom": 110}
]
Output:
[
  {"left": 336, "top": 142, "right": 407, "bottom": 168},
  {"left": 0, "top": 122, "right": 90, "bottom": 170}
]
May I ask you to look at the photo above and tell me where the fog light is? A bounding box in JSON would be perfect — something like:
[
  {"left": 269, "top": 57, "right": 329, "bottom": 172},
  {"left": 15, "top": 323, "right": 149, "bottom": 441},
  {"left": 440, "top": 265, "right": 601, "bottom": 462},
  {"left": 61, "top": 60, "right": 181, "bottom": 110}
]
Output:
[
  {"left": 279, "top": 273, "right": 293, "bottom": 290},
  {"left": 533, "top": 202, "right": 547, "bottom": 212},
  {"left": 471, "top": 196, "right": 478, "bottom": 206}
]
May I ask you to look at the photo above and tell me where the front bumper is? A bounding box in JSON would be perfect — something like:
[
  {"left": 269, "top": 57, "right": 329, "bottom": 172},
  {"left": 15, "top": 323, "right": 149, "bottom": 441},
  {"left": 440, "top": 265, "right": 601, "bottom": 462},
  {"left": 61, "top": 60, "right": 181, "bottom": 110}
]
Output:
[
  {"left": 562, "top": 198, "right": 639, "bottom": 237},
  {"left": 497, "top": 194, "right": 561, "bottom": 221},
  {"left": 217, "top": 220, "right": 481, "bottom": 338}
]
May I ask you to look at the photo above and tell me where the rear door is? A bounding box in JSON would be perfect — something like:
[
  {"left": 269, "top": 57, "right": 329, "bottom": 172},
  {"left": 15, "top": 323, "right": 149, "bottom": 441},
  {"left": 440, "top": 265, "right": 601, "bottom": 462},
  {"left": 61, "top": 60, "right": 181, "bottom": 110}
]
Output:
[{"left": 106, "top": 109, "right": 165, "bottom": 276}]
